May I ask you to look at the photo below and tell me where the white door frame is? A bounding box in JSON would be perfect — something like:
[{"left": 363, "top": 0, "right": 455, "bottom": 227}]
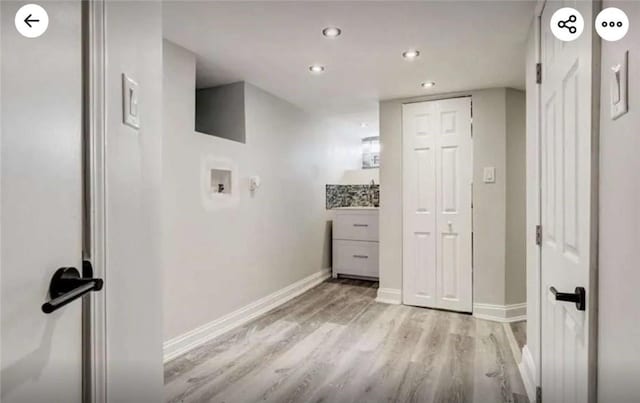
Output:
[
  {"left": 0, "top": 4, "right": 3, "bottom": 401},
  {"left": 84, "top": 1, "right": 108, "bottom": 401},
  {"left": 531, "top": 1, "right": 544, "bottom": 397}
]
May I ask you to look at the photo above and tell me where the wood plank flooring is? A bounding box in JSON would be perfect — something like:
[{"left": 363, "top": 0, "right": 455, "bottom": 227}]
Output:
[{"left": 165, "top": 279, "right": 529, "bottom": 403}]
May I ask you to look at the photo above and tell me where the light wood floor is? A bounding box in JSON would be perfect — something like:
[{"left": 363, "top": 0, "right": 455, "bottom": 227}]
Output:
[{"left": 165, "top": 279, "right": 529, "bottom": 403}]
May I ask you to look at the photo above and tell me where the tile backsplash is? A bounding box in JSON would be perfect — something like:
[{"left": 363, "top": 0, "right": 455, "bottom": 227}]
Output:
[{"left": 326, "top": 184, "right": 380, "bottom": 209}]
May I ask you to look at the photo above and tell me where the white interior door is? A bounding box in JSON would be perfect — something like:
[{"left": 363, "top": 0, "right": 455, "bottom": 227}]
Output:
[
  {"left": 402, "top": 97, "right": 473, "bottom": 312},
  {"left": 1, "top": 1, "right": 84, "bottom": 402},
  {"left": 540, "top": 2, "right": 597, "bottom": 402}
]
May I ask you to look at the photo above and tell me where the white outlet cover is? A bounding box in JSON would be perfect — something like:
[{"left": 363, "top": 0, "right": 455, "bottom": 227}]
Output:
[{"left": 122, "top": 73, "right": 140, "bottom": 129}]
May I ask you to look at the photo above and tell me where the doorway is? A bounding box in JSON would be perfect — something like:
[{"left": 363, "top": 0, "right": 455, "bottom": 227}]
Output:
[{"left": 401, "top": 96, "right": 473, "bottom": 313}]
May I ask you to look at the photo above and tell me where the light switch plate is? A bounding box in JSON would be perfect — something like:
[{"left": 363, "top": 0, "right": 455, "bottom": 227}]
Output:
[
  {"left": 483, "top": 167, "right": 496, "bottom": 183},
  {"left": 122, "top": 73, "right": 140, "bottom": 129},
  {"left": 611, "top": 51, "right": 628, "bottom": 120}
]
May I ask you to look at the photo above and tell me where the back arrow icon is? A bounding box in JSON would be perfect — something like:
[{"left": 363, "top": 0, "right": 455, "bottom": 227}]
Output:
[{"left": 24, "top": 14, "right": 39, "bottom": 28}]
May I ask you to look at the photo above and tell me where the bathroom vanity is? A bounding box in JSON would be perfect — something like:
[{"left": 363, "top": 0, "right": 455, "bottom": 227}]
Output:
[{"left": 332, "top": 207, "right": 379, "bottom": 279}]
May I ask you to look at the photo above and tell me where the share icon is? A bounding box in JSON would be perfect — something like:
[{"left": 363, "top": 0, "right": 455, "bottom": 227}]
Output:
[{"left": 558, "top": 15, "right": 578, "bottom": 34}]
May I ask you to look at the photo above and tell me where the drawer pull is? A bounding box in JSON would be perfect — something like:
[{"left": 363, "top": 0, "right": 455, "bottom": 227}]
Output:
[
  {"left": 353, "top": 224, "right": 369, "bottom": 227},
  {"left": 353, "top": 255, "right": 369, "bottom": 259}
]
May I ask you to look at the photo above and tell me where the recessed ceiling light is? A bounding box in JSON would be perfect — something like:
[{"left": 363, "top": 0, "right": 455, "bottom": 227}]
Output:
[
  {"left": 309, "top": 64, "right": 325, "bottom": 74},
  {"left": 322, "top": 27, "right": 342, "bottom": 38},
  {"left": 421, "top": 81, "right": 436, "bottom": 88},
  {"left": 402, "top": 49, "right": 420, "bottom": 60},
  {"left": 360, "top": 122, "right": 368, "bottom": 128}
]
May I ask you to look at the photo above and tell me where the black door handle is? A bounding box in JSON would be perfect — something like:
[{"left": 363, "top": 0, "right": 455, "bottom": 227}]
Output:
[
  {"left": 42, "top": 261, "right": 103, "bottom": 314},
  {"left": 550, "top": 286, "right": 585, "bottom": 311}
]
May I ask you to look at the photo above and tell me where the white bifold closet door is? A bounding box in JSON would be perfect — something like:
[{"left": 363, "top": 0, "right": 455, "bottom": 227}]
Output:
[{"left": 402, "top": 97, "right": 472, "bottom": 312}]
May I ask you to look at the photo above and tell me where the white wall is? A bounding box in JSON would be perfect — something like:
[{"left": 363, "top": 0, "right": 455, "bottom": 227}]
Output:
[
  {"left": 379, "top": 88, "right": 526, "bottom": 310},
  {"left": 162, "top": 41, "right": 360, "bottom": 341},
  {"left": 340, "top": 168, "right": 379, "bottom": 184},
  {"left": 598, "top": 1, "right": 640, "bottom": 401},
  {"left": 104, "top": 2, "right": 164, "bottom": 401},
  {"left": 472, "top": 89, "right": 508, "bottom": 307},
  {"left": 505, "top": 88, "right": 527, "bottom": 305}
]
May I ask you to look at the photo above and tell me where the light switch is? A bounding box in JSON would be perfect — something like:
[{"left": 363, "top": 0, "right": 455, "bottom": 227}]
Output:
[
  {"left": 610, "top": 51, "right": 628, "bottom": 120},
  {"left": 122, "top": 73, "right": 140, "bottom": 129},
  {"left": 483, "top": 167, "right": 496, "bottom": 183},
  {"left": 129, "top": 88, "right": 138, "bottom": 117}
]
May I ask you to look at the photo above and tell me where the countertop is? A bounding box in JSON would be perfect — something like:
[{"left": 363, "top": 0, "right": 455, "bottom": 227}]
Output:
[{"left": 332, "top": 206, "right": 379, "bottom": 210}]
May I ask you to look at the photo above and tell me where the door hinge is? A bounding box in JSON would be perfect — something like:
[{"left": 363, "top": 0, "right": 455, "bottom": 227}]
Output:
[
  {"left": 536, "top": 386, "right": 542, "bottom": 403},
  {"left": 536, "top": 63, "right": 542, "bottom": 84},
  {"left": 536, "top": 225, "right": 542, "bottom": 246}
]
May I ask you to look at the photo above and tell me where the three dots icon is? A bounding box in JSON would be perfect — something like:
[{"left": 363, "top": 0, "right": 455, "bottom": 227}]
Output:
[
  {"left": 595, "top": 7, "right": 629, "bottom": 41},
  {"left": 601, "top": 20, "right": 623, "bottom": 28}
]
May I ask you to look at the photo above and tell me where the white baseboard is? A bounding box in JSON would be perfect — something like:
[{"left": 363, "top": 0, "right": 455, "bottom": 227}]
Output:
[
  {"left": 519, "top": 345, "right": 537, "bottom": 402},
  {"left": 503, "top": 322, "right": 522, "bottom": 363},
  {"left": 163, "top": 269, "right": 331, "bottom": 363},
  {"left": 473, "top": 302, "right": 526, "bottom": 323},
  {"left": 375, "top": 288, "right": 402, "bottom": 304}
]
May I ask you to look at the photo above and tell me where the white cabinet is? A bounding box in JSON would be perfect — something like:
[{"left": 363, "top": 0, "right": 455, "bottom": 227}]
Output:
[
  {"left": 333, "top": 212, "right": 379, "bottom": 242},
  {"left": 332, "top": 208, "right": 379, "bottom": 279},
  {"left": 333, "top": 240, "right": 379, "bottom": 278}
]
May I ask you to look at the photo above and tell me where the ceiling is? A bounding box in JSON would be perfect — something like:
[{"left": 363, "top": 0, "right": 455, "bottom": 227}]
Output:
[{"left": 163, "top": 1, "right": 535, "bottom": 135}]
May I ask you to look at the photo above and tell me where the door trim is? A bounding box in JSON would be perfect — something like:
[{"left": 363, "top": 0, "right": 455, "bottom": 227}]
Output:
[
  {"left": 0, "top": 4, "right": 3, "bottom": 398},
  {"left": 83, "top": 1, "right": 107, "bottom": 402},
  {"left": 534, "top": 3, "right": 543, "bottom": 394},
  {"left": 533, "top": 9, "right": 544, "bottom": 400},
  {"left": 519, "top": 15, "right": 543, "bottom": 400}
]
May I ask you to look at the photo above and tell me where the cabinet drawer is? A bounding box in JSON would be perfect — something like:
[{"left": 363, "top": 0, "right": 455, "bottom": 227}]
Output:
[
  {"left": 333, "top": 240, "right": 379, "bottom": 278},
  {"left": 333, "top": 213, "right": 379, "bottom": 241}
]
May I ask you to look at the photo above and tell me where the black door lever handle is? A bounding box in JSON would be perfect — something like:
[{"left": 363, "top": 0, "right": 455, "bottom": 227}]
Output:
[
  {"left": 42, "top": 263, "right": 103, "bottom": 314},
  {"left": 550, "top": 286, "right": 586, "bottom": 311}
]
